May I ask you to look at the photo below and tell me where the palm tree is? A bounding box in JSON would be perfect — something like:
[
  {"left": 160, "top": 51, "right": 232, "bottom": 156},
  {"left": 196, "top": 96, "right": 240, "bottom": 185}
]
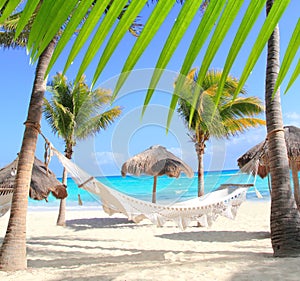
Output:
[
  {"left": 0, "top": 3, "right": 138, "bottom": 270},
  {"left": 0, "top": 38, "right": 56, "bottom": 271},
  {"left": 44, "top": 73, "right": 121, "bottom": 226},
  {"left": 177, "top": 69, "right": 265, "bottom": 197},
  {"left": 0, "top": 0, "right": 299, "bottom": 270},
  {"left": 0, "top": 9, "right": 60, "bottom": 270},
  {"left": 265, "top": 0, "right": 300, "bottom": 257}
]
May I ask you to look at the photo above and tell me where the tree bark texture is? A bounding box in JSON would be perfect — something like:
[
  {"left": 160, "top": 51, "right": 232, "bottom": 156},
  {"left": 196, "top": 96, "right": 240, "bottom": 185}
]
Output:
[
  {"left": 56, "top": 167, "right": 67, "bottom": 226},
  {"left": 56, "top": 145, "right": 73, "bottom": 226},
  {"left": 266, "top": 0, "right": 300, "bottom": 257},
  {"left": 0, "top": 40, "right": 56, "bottom": 271},
  {"left": 195, "top": 141, "right": 205, "bottom": 197}
]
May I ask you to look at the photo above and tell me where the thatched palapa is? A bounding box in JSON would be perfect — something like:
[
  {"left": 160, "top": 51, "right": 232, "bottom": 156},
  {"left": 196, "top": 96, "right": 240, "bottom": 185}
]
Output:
[
  {"left": 237, "top": 126, "right": 300, "bottom": 177},
  {"left": 0, "top": 156, "right": 67, "bottom": 201},
  {"left": 121, "top": 145, "right": 194, "bottom": 203},
  {"left": 237, "top": 125, "right": 300, "bottom": 207}
]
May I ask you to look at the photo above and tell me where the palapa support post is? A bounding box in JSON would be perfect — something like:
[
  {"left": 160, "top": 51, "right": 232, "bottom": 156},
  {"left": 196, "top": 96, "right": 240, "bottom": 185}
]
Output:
[
  {"left": 121, "top": 145, "right": 194, "bottom": 205},
  {"left": 152, "top": 175, "right": 157, "bottom": 203},
  {"left": 291, "top": 160, "right": 300, "bottom": 210}
]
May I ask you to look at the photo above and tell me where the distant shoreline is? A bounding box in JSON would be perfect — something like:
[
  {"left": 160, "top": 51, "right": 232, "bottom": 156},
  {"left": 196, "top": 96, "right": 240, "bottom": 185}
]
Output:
[{"left": 56, "top": 168, "right": 241, "bottom": 180}]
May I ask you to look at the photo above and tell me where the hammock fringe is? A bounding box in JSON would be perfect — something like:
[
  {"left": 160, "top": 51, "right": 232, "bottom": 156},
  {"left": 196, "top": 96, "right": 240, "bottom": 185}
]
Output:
[{"left": 50, "top": 145, "right": 251, "bottom": 230}]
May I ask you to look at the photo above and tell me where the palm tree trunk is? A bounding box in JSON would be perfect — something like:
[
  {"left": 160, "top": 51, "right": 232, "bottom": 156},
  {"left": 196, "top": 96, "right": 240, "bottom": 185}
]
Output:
[
  {"left": 56, "top": 167, "right": 67, "bottom": 226},
  {"left": 152, "top": 176, "right": 157, "bottom": 203},
  {"left": 195, "top": 141, "right": 205, "bottom": 197},
  {"left": 266, "top": 0, "right": 300, "bottom": 257},
  {"left": 56, "top": 146, "right": 72, "bottom": 226},
  {"left": 0, "top": 39, "right": 56, "bottom": 270}
]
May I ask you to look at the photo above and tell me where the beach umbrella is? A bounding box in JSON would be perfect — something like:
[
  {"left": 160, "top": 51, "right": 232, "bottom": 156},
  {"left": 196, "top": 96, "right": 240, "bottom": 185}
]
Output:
[
  {"left": 0, "top": 156, "right": 67, "bottom": 202},
  {"left": 121, "top": 145, "right": 194, "bottom": 203},
  {"left": 237, "top": 125, "right": 300, "bottom": 205}
]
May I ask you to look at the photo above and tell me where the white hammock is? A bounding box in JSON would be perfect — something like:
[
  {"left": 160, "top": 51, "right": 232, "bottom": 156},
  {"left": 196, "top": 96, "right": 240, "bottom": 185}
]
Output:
[
  {"left": 51, "top": 146, "right": 252, "bottom": 230},
  {"left": 0, "top": 159, "right": 16, "bottom": 217},
  {"left": 0, "top": 188, "right": 13, "bottom": 217}
]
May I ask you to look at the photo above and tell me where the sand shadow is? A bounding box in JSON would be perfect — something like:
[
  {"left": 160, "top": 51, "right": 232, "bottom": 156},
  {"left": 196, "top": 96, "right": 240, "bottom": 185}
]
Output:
[
  {"left": 157, "top": 230, "right": 270, "bottom": 242},
  {"left": 66, "top": 217, "right": 141, "bottom": 231}
]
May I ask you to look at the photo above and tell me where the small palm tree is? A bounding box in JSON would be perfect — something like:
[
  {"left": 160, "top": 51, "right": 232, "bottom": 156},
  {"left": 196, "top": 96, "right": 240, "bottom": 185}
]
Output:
[
  {"left": 177, "top": 68, "right": 265, "bottom": 197},
  {"left": 44, "top": 73, "right": 122, "bottom": 226}
]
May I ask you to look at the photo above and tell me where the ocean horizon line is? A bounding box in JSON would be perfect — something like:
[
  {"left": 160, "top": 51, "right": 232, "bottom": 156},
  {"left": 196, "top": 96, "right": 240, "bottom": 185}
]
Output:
[
  {"left": 28, "top": 168, "right": 270, "bottom": 208},
  {"left": 57, "top": 168, "right": 241, "bottom": 180}
]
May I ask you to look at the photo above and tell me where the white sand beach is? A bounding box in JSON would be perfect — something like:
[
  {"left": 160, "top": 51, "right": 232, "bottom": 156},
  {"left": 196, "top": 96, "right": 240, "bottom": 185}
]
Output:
[{"left": 0, "top": 201, "right": 299, "bottom": 281}]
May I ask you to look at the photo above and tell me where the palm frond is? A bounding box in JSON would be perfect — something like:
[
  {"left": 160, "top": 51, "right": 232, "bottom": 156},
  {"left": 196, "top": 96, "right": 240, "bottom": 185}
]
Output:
[
  {"left": 177, "top": 68, "right": 265, "bottom": 140},
  {"left": 223, "top": 117, "right": 266, "bottom": 137},
  {"left": 45, "top": 73, "right": 122, "bottom": 144},
  {"left": 76, "top": 106, "right": 122, "bottom": 139},
  {"left": 221, "top": 97, "right": 265, "bottom": 118},
  {"left": 274, "top": 18, "right": 300, "bottom": 96},
  {"left": 0, "top": 30, "right": 28, "bottom": 47},
  {"left": 0, "top": 0, "right": 297, "bottom": 121}
]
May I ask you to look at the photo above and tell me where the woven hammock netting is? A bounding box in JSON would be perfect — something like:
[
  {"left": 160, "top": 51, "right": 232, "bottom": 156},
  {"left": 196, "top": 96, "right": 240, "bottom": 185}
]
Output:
[
  {"left": 49, "top": 144, "right": 261, "bottom": 230},
  {"left": 0, "top": 136, "right": 262, "bottom": 228}
]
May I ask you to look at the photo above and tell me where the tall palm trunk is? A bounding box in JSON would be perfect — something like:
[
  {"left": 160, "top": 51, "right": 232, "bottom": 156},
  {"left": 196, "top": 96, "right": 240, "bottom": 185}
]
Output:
[
  {"left": 56, "top": 145, "right": 73, "bottom": 226},
  {"left": 0, "top": 39, "right": 56, "bottom": 271},
  {"left": 195, "top": 140, "right": 205, "bottom": 197},
  {"left": 56, "top": 167, "right": 68, "bottom": 226},
  {"left": 265, "top": 0, "right": 300, "bottom": 257}
]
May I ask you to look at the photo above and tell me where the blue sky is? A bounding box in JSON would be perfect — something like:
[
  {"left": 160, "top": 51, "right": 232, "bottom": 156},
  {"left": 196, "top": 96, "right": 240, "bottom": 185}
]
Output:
[{"left": 0, "top": 1, "right": 299, "bottom": 177}]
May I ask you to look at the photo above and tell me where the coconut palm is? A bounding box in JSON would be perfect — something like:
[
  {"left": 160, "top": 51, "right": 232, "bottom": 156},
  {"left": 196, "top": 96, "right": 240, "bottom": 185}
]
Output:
[
  {"left": 0, "top": 8, "right": 60, "bottom": 270},
  {"left": 265, "top": 0, "right": 300, "bottom": 257},
  {"left": 177, "top": 69, "right": 265, "bottom": 197},
  {"left": 0, "top": 38, "right": 56, "bottom": 271},
  {"left": 44, "top": 73, "right": 121, "bottom": 226},
  {"left": 0, "top": 2, "right": 136, "bottom": 270},
  {"left": 0, "top": 1, "right": 144, "bottom": 270},
  {"left": 0, "top": 0, "right": 299, "bottom": 271}
]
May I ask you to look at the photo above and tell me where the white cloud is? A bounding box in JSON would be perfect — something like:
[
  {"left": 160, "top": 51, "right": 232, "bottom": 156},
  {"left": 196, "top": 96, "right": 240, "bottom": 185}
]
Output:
[
  {"left": 284, "top": 112, "right": 300, "bottom": 127},
  {"left": 229, "top": 127, "right": 266, "bottom": 145},
  {"left": 95, "top": 151, "right": 125, "bottom": 165}
]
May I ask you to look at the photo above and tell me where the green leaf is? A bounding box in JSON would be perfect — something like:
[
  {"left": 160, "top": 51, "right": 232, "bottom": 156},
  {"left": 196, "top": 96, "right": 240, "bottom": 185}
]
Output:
[
  {"left": 214, "top": 0, "right": 266, "bottom": 108},
  {"left": 197, "top": 0, "right": 244, "bottom": 87},
  {"left": 33, "top": 0, "right": 79, "bottom": 61},
  {"left": 91, "top": 0, "right": 148, "bottom": 88},
  {"left": 274, "top": 18, "right": 300, "bottom": 96},
  {"left": 188, "top": 0, "right": 244, "bottom": 126},
  {"left": 74, "top": 0, "right": 129, "bottom": 83},
  {"left": 30, "top": 0, "right": 79, "bottom": 62},
  {"left": 142, "top": 0, "right": 203, "bottom": 115},
  {"left": 46, "top": 0, "right": 95, "bottom": 77},
  {"left": 112, "top": 0, "right": 176, "bottom": 100},
  {"left": 0, "top": 0, "right": 21, "bottom": 23},
  {"left": 27, "top": 0, "right": 63, "bottom": 57},
  {"left": 284, "top": 58, "right": 300, "bottom": 94},
  {"left": 168, "top": 0, "right": 226, "bottom": 128},
  {"left": 233, "top": 0, "right": 291, "bottom": 99},
  {"left": 0, "top": 0, "right": 8, "bottom": 11},
  {"left": 14, "top": 0, "right": 39, "bottom": 39},
  {"left": 62, "top": 0, "right": 112, "bottom": 75}
]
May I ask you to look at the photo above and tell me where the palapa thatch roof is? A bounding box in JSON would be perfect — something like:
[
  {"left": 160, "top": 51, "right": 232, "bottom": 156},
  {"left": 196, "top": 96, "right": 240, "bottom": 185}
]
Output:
[
  {"left": 237, "top": 125, "right": 300, "bottom": 178},
  {"left": 121, "top": 145, "right": 194, "bottom": 178},
  {"left": 0, "top": 156, "right": 67, "bottom": 201}
]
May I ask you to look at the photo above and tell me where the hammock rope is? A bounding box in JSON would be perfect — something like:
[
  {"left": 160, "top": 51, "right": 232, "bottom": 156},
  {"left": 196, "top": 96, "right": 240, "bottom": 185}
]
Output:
[
  {"left": 49, "top": 144, "right": 255, "bottom": 230},
  {"left": 0, "top": 130, "right": 263, "bottom": 226}
]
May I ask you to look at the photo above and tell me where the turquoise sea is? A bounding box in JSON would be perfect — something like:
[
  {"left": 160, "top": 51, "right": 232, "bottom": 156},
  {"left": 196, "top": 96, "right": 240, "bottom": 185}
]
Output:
[{"left": 28, "top": 169, "right": 272, "bottom": 210}]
